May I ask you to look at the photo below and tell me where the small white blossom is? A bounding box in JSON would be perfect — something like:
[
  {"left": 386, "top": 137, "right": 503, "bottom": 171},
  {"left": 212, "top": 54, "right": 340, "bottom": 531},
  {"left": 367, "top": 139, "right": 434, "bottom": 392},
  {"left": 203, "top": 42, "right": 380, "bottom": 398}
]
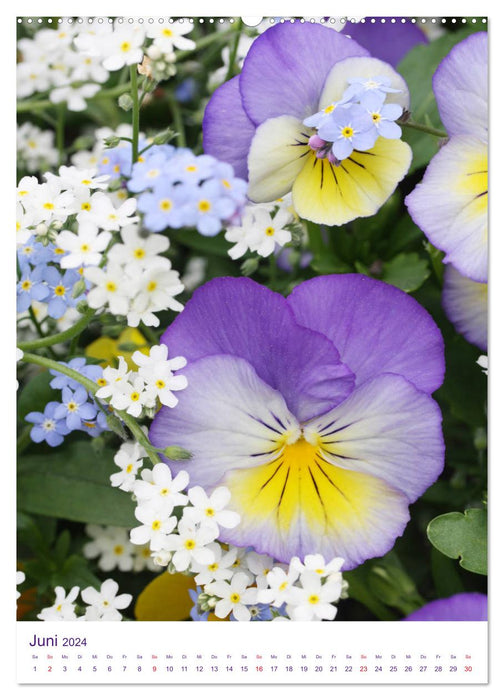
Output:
[
  {"left": 285, "top": 571, "right": 342, "bottom": 621},
  {"left": 192, "top": 543, "right": 238, "bottom": 586},
  {"left": 84, "top": 263, "right": 133, "bottom": 316},
  {"left": 477, "top": 355, "right": 488, "bottom": 375},
  {"left": 83, "top": 525, "right": 135, "bottom": 572},
  {"left": 16, "top": 571, "right": 26, "bottom": 599},
  {"left": 57, "top": 222, "right": 111, "bottom": 269},
  {"left": 132, "top": 344, "right": 188, "bottom": 407},
  {"left": 162, "top": 520, "right": 217, "bottom": 572},
  {"left": 133, "top": 463, "right": 189, "bottom": 510},
  {"left": 37, "top": 586, "right": 80, "bottom": 621},
  {"left": 206, "top": 572, "right": 257, "bottom": 621},
  {"left": 81, "top": 579, "right": 132, "bottom": 621},
  {"left": 256, "top": 565, "right": 298, "bottom": 608},
  {"left": 185, "top": 486, "right": 241, "bottom": 532},
  {"left": 129, "top": 504, "right": 177, "bottom": 550}
]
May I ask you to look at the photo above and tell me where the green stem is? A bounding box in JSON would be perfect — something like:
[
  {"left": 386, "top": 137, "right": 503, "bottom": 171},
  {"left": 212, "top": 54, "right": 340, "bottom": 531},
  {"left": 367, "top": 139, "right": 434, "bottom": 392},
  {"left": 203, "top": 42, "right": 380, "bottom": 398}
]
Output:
[
  {"left": 402, "top": 120, "right": 448, "bottom": 139},
  {"left": 166, "top": 93, "right": 186, "bottom": 148},
  {"left": 18, "top": 308, "right": 96, "bottom": 352},
  {"left": 21, "top": 352, "right": 159, "bottom": 466},
  {"left": 130, "top": 65, "right": 140, "bottom": 164},
  {"left": 225, "top": 19, "right": 243, "bottom": 82},
  {"left": 56, "top": 103, "right": 66, "bottom": 166}
]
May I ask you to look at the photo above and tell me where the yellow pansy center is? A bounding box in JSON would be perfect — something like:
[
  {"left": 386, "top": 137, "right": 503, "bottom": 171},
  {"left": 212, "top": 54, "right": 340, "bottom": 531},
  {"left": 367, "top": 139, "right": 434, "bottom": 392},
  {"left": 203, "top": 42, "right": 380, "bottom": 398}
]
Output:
[
  {"left": 308, "top": 595, "right": 320, "bottom": 605},
  {"left": 133, "top": 247, "right": 145, "bottom": 259},
  {"left": 265, "top": 226, "right": 275, "bottom": 237},
  {"left": 106, "top": 281, "right": 117, "bottom": 292},
  {"left": 120, "top": 41, "right": 131, "bottom": 53},
  {"left": 184, "top": 539, "right": 196, "bottom": 550},
  {"left": 230, "top": 593, "right": 241, "bottom": 603}
]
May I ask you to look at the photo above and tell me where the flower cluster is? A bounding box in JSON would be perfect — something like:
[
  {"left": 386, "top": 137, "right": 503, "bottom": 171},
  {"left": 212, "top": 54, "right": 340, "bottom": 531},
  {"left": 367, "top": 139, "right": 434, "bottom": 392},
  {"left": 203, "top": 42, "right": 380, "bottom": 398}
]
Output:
[
  {"left": 95, "top": 344, "right": 187, "bottom": 418},
  {"left": 108, "top": 436, "right": 346, "bottom": 622},
  {"left": 304, "top": 74, "right": 404, "bottom": 163},
  {"left": 225, "top": 197, "right": 294, "bottom": 259},
  {"left": 17, "top": 19, "right": 196, "bottom": 111},
  {"left": 25, "top": 358, "right": 105, "bottom": 446},
  {"left": 125, "top": 144, "right": 248, "bottom": 237},
  {"left": 83, "top": 524, "right": 162, "bottom": 573},
  {"left": 405, "top": 32, "right": 488, "bottom": 351},
  {"left": 17, "top": 122, "right": 58, "bottom": 174},
  {"left": 37, "top": 579, "right": 132, "bottom": 621}
]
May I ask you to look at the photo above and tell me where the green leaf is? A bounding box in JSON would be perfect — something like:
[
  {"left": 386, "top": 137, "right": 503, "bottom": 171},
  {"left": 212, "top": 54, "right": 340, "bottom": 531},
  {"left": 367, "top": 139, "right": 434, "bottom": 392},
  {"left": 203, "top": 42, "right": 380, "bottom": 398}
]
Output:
[
  {"left": 343, "top": 560, "right": 399, "bottom": 620},
  {"left": 427, "top": 508, "right": 487, "bottom": 575},
  {"left": 310, "top": 252, "right": 352, "bottom": 275},
  {"left": 430, "top": 548, "right": 465, "bottom": 599},
  {"left": 381, "top": 252, "right": 430, "bottom": 292},
  {"left": 17, "top": 440, "right": 137, "bottom": 527},
  {"left": 56, "top": 555, "right": 102, "bottom": 590},
  {"left": 398, "top": 28, "right": 475, "bottom": 171},
  {"left": 171, "top": 229, "right": 230, "bottom": 257},
  {"left": 436, "top": 335, "right": 487, "bottom": 426}
]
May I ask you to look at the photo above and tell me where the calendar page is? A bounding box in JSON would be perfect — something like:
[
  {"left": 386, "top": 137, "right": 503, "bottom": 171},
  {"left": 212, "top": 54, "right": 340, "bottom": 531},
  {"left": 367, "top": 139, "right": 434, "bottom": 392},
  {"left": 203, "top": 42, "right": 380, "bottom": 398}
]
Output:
[{"left": 15, "top": 10, "right": 490, "bottom": 689}]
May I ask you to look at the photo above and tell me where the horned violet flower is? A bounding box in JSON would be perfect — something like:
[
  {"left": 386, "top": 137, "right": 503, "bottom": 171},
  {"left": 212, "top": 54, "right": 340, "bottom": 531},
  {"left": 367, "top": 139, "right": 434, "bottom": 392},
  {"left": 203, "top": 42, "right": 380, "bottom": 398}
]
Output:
[
  {"left": 150, "top": 275, "right": 445, "bottom": 570},
  {"left": 406, "top": 33, "right": 488, "bottom": 284},
  {"left": 203, "top": 22, "right": 412, "bottom": 227}
]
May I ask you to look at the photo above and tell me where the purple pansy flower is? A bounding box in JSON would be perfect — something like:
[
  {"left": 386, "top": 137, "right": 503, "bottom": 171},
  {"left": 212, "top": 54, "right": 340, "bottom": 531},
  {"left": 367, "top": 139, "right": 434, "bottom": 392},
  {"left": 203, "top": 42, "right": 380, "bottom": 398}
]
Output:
[
  {"left": 150, "top": 275, "right": 445, "bottom": 570},
  {"left": 25, "top": 401, "right": 71, "bottom": 447},
  {"left": 406, "top": 33, "right": 488, "bottom": 284},
  {"left": 404, "top": 593, "right": 487, "bottom": 621},
  {"left": 203, "top": 22, "right": 412, "bottom": 226}
]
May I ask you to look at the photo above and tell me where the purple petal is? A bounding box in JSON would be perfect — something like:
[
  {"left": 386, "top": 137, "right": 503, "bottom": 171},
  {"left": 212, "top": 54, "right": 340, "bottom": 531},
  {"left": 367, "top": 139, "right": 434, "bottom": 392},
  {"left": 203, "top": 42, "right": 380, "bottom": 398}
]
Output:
[
  {"left": 442, "top": 264, "right": 488, "bottom": 351},
  {"left": 202, "top": 75, "right": 256, "bottom": 180},
  {"left": 239, "top": 21, "right": 368, "bottom": 125},
  {"left": 404, "top": 593, "right": 487, "bottom": 621},
  {"left": 433, "top": 32, "right": 487, "bottom": 142},
  {"left": 287, "top": 274, "right": 445, "bottom": 394},
  {"left": 149, "top": 353, "right": 301, "bottom": 488},
  {"left": 160, "top": 277, "right": 355, "bottom": 422},
  {"left": 305, "top": 373, "right": 445, "bottom": 502},
  {"left": 343, "top": 18, "right": 428, "bottom": 67}
]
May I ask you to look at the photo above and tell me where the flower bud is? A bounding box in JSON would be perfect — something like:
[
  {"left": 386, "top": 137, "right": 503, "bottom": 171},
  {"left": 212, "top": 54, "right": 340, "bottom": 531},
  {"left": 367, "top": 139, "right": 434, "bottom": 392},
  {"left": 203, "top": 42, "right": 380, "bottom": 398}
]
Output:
[
  {"left": 118, "top": 94, "right": 134, "bottom": 112},
  {"left": 162, "top": 445, "right": 193, "bottom": 461}
]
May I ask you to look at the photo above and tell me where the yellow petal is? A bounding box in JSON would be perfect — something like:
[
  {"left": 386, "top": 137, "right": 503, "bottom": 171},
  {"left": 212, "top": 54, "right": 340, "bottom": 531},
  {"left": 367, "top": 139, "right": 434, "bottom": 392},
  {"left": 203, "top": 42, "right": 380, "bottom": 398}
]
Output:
[
  {"left": 135, "top": 571, "right": 196, "bottom": 621},
  {"left": 85, "top": 328, "right": 149, "bottom": 370},
  {"left": 292, "top": 137, "right": 412, "bottom": 226},
  {"left": 247, "top": 115, "right": 309, "bottom": 202}
]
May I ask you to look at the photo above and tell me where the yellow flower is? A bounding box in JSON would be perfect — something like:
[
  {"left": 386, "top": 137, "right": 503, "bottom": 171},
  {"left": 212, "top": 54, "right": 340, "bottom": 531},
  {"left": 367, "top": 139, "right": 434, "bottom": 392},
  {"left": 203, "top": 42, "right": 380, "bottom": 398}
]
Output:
[{"left": 85, "top": 328, "right": 149, "bottom": 370}]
